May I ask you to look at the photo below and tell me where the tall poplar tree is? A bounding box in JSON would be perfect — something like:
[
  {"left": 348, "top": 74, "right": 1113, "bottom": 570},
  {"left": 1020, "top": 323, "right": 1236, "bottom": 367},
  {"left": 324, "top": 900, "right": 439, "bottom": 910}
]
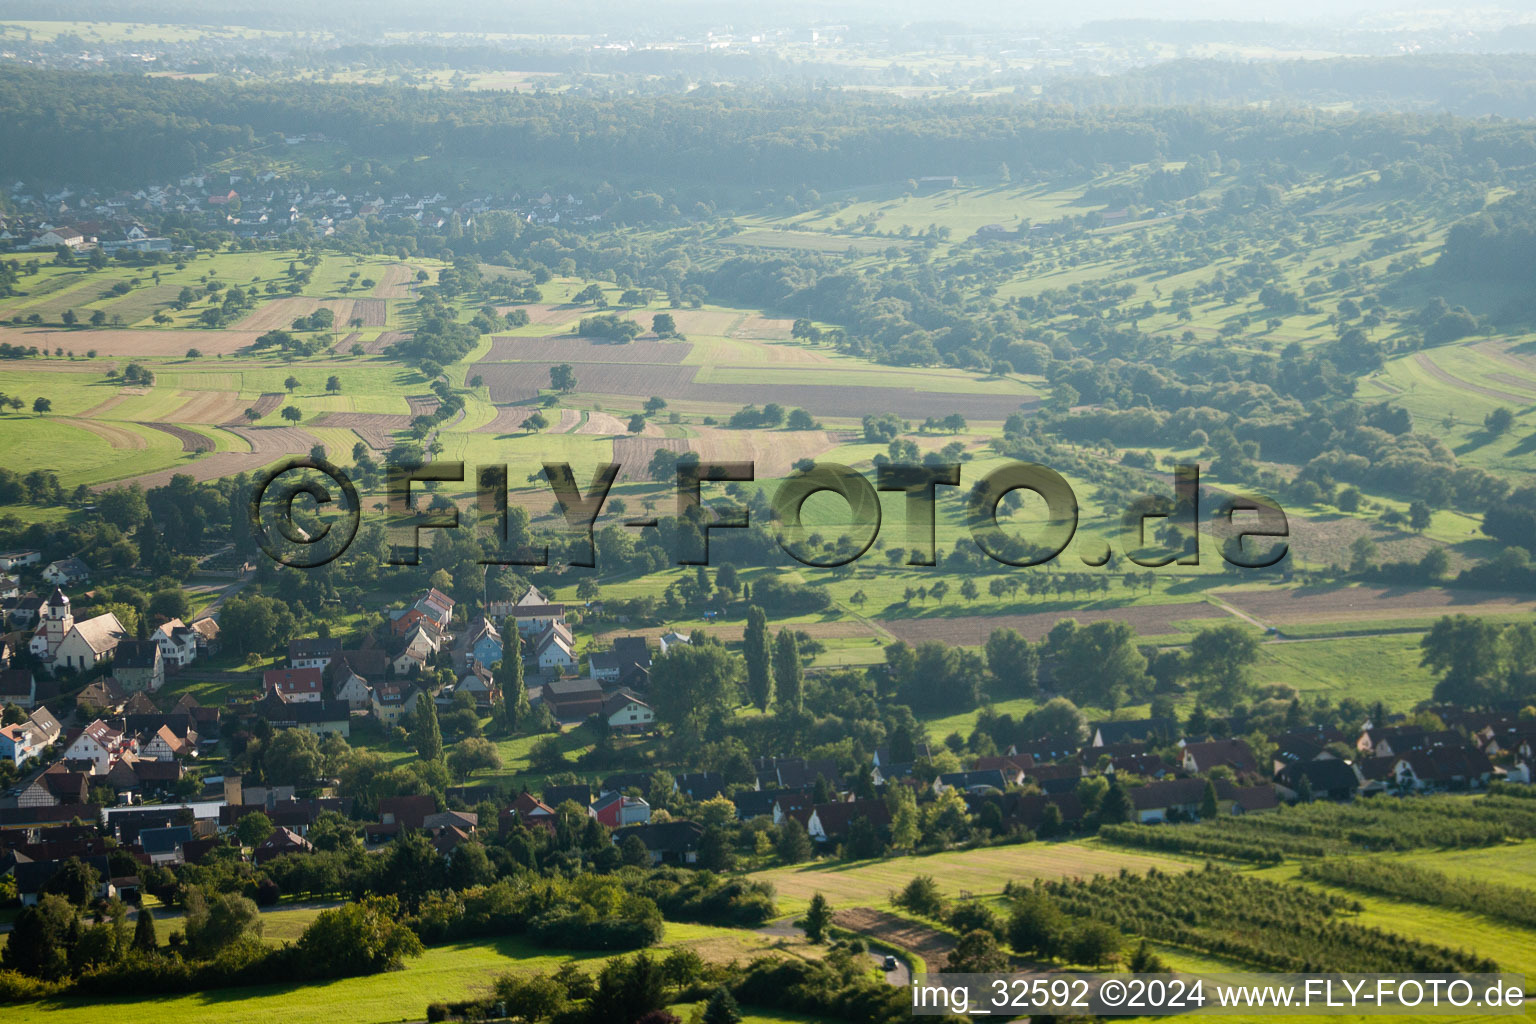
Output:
[
  {"left": 773, "top": 628, "right": 803, "bottom": 713},
  {"left": 743, "top": 604, "right": 772, "bottom": 711}
]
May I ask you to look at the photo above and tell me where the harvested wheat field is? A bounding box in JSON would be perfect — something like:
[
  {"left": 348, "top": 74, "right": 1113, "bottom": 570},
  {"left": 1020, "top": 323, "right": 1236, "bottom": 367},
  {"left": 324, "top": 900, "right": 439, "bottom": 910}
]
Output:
[
  {"left": 620, "top": 308, "right": 742, "bottom": 337},
  {"left": 481, "top": 337, "right": 692, "bottom": 364},
  {"left": 612, "top": 436, "right": 690, "bottom": 482},
  {"left": 311, "top": 412, "right": 411, "bottom": 449},
  {"left": 1218, "top": 584, "right": 1536, "bottom": 627},
  {"left": 362, "top": 330, "right": 409, "bottom": 355},
  {"left": 472, "top": 406, "right": 535, "bottom": 434},
  {"left": 373, "top": 263, "right": 417, "bottom": 299},
  {"left": 74, "top": 393, "right": 131, "bottom": 418},
  {"left": 227, "top": 392, "right": 284, "bottom": 424},
  {"left": 575, "top": 411, "right": 662, "bottom": 436},
  {"left": 472, "top": 362, "right": 699, "bottom": 404},
  {"left": 234, "top": 297, "right": 354, "bottom": 332},
  {"left": 879, "top": 602, "right": 1234, "bottom": 646},
  {"left": 165, "top": 390, "right": 243, "bottom": 424},
  {"left": 94, "top": 451, "right": 279, "bottom": 492},
  {"left": 548, "top": 408, "right": 582, "bottom": 433},
  {"left": 494, "top": 303, "right": 582, "bottom": 326},
  {"left": 332, "top": 331, "right": 362, "bottom": 353},
  {"left": 61, "top": 418, "right": 147, "bottom": 450},
  {"left": 227, "top": 425, "right": 322, "bottom": 454},
  {"left": 346, "top": 298, "right": 387, "bottom": 327},
  {"left": 691, "top": 427, "right": 839, "bottom": 478},
  {"left": 141, "top": 422, "right": 215, "bottom": 452},
  {"left": 0, "top": 326, "right": 259, "bottom": 357},
  {"left": 728, "top": 314, "right": 796, "bottom": 341},
  {"left": 405, "top": 394, "right": 441, "bottom": 418}
]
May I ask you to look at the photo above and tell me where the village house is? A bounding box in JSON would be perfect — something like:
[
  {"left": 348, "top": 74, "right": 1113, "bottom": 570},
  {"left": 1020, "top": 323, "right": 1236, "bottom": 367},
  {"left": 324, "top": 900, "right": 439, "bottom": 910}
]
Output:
[
  {"left": 13, "top": 855, "right": 114, "bottom": 906},
  {"left": 0, "top": 667, "right": 37, "bottom": 709},
  {"left": 589, "top": 636, "right": 651, "bottom": 684},
  {"left": 1091, "top": 717, "right": 1178, "bottom": 747},
  {"left": 933, "top": 769, "right": 1009, "bottom": 795},
  {"left": 621, "top": 820, "right": 703, "bottom": 865},
  {"left": 807, "top": 799, "right": 892, "bottom": 843},
  {"left": 331, "top": 658, "right": 373, "bottom": 710},
  {"left": 288, "top": 636, "right": 340, "bottom": 671},
  {"left": 2, "top": 706, "right": 61, "bottom": 769},
  {"left": 265, "top": 667, "right": 324, "bottom": 703},
  {"left": 590, "top": 791, "right": 650, "bottom": 828},
  {"left": 253, "top": 695, "right": 351, "bottom": 738},
  {"left": 454, "top": 663, "right": 499, "bottom": 709},
  {"left": 391, "top": 622, "right": 440, "bottom": 676},
  {"left": 531, "top": 621, "right": 576, "bottom": 674},
  {"left": 255, "top": 826, "right": 314, "bottom": 864},
  {"left": 0, "top": 550, "right": 41, "bottom": 571},
  {"left": 657, "top": 630, "right": 691, "bottom": 655},
  {"left": 1181, "top": 738, "right": 1257, "bottom": 775},
  {"left": 63, "top": 719, "right": 132, "bottom": 773},
  {"left": 1128, "top": 778, "right": 1278, "bottom": 823},
  {"left": 603, "top": 689, "right": 654, "bottom": 735},
  {"left": 460, "top": 616, "right": 503, "bottom": 670},
  {"left": 371, "top": 683, "right": 422, "bottom": 726},
  {"left": 40, "top": 557, "right": 91, "bottom": 586},
  {"left": 497, "top": 790, "right": 557, "bottom": 834},
  {"left": 113, "top": 639, "right": 164, "bottom": 693},
  {"left": 1392, "top": 746, "right": 1494, "bottom": 792},
  {"left": 1276, "top": 759, "right": 1364, "bottom": 802},
  {"left": 541, "top": 677, "right": 605, "bottom": 721},
  {"left": 153, "top": 618, "right": 199, "bottom": 668},
  {"left": 18, "top": 765, "right": 92, "bottom": 807},
  {"left": 139, "top": 826, "right": 195, "bottom": 866},
  {"left": 76, "top": 676, "right": 127, "bottom": 715},
  {"left": 5, "top": 591, "right": 44, "bottom": 629}
]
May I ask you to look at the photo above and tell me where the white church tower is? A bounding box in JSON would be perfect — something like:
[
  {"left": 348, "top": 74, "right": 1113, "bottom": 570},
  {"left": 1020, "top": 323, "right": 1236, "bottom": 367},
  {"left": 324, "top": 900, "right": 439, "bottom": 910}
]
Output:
[{"left": 38, "top": 586, "right": 73, "bottom": 659}]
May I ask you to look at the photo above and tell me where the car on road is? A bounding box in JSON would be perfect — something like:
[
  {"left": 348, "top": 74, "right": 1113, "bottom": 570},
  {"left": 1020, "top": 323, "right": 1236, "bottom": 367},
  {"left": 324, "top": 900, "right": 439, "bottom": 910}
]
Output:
[{"left": 883, "top": 954, "right": 898, "bottom": 971}]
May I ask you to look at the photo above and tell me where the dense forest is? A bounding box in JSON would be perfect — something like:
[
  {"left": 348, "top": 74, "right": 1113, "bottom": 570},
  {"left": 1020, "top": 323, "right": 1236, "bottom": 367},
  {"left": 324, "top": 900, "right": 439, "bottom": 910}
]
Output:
[{"left": 6, "top": 68, "right": 1536, "bottom": 189}]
